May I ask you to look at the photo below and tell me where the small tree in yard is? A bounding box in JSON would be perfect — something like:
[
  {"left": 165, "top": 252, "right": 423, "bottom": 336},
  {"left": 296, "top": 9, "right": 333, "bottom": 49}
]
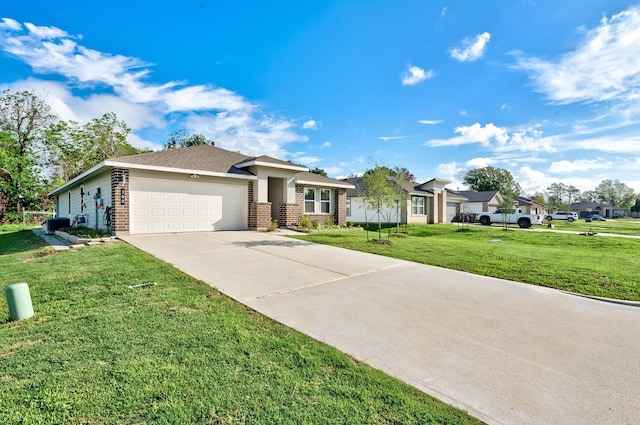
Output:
[
  {"left": 497, "top": 196, "right": 516, "bottom": 230},
  {"left": 362, "top": 165, "right": 395, "bottom": 242},
  {"left": 389, "top": 166, "right": 411, "bottom": 235}
]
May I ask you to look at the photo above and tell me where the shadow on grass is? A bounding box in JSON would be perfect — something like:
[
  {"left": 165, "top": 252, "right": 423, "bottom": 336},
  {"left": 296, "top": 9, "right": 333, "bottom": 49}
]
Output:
[{"left": 0, "top": 229, "right": 48, "bottom": 256}]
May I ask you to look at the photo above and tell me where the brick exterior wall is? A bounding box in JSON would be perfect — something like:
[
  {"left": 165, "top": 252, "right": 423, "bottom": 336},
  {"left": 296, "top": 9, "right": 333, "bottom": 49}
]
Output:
[
  {"left": 279, "top": 203, "right": 299, "bottom": 227},
  {"left": 111, "top": 168, "right": 130, "bottom": 234},
  {"left": 295, "top": 184, "right": 347, "bottom": 227},
  {"left": 249, "top": 202, "right": 272, "bottom": 230},
  {"left": 334, "top": 188, "right": 346, "bottom": 226}
]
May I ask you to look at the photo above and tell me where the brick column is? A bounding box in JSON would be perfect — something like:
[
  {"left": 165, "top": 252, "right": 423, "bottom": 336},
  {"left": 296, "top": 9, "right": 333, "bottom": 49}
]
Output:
[
  {"left": 249, "top": 202, "right": 272, "bottom": 230},
  {"left": 111, "top": 168, "right": 130, "bottom": 234},
  {"left": 334, "top": 188, "right": 347, "bottom": 226},
  {"left": 279, "top": 203, "right": 299, "bottom": 227}
]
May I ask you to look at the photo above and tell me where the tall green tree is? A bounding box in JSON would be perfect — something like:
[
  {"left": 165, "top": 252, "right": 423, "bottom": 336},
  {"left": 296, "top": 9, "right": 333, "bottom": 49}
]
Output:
[
  {"left": 162, "top": 129, "right": 214, "bottom": 149},
  {"left": 594, "top": 179, "right": 636, "bottom": 208},
  {"left": 0, "top": 89, "right": 56, "bottom": 213},
  {"left": 463, "top": 166, "right": 522, "bottom": 197},
  {"left": 546, "top": 182, "right": 568, "bottom": 210},
  {"left": 362, "top": 165, "right": 395, "bottom": 241},
  {"left": 309, "top": 167, "right": 327, "bottom": 177},
  {"left": 49, "top": 113, "right": 142, "bottom": 180}
]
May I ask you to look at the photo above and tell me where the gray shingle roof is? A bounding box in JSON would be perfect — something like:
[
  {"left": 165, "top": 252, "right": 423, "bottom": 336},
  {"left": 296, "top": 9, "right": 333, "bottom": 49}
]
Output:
[
  {"left": 295, "top": 172, "right": 354, "bottom": 188},
  {"left": 342, "top": 177, "right": 437, "bottom": 197},
  {"left": 453, "top": 190, "right": 500, "bottom": 203},
  {"left": 110, "top": 144, "right": 254, "bottom": 176}
]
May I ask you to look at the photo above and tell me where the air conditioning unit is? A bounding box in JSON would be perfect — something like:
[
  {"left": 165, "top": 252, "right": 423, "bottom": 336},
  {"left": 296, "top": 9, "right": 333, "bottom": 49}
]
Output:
[{"left": 45, "top": 217, "right": 71, "bottom": 234}]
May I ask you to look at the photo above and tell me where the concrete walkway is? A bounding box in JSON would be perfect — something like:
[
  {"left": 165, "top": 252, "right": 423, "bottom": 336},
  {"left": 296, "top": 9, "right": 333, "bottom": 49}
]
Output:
[{"left": 121, "top": 231, "right": 640, "bottom": 425}]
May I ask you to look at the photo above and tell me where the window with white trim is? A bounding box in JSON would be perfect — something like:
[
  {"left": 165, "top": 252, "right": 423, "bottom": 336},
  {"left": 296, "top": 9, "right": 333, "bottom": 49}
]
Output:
[
  {"left": 320, "top": 189, "right": 331, "bottom": 213},
  {"left": 303, "top": 187, "right": 333, "bottom": 214},
  {"left": 412, "top": 196, "right": 425, "bottom": 215},
  {"left": 304, "top": 188, "right": 316, "bottom": 213},
  {"left": 346, "top": 198, "right": 351, "bottom": 217}
]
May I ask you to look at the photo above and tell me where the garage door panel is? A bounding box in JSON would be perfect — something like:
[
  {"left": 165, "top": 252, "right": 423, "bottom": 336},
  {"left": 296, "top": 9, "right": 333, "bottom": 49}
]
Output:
[{"left": 130, "top": 178, "right": 247, "bottom": 234}]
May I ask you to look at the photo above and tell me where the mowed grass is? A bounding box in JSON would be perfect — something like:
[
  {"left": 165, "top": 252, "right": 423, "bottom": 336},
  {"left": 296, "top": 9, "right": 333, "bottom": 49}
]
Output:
[
  {"left": 541, "top": 217, "right": 640, "bottom": 235},
  {"left": 0, "top": 228, "right": 480, "bottom": 425},
  {"left": 293, "top": 224, "right": 640, "bottom": 301}
]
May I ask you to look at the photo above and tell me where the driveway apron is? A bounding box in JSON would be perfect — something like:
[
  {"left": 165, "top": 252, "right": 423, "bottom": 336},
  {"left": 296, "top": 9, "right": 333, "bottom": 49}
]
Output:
[{"left": 121, "top": 231, "right": 640, "bottom": 425}]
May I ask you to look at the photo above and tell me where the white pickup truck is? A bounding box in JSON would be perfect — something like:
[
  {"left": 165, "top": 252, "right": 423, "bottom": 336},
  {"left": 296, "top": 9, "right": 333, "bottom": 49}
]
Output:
[{"left": 476, "top": 209, "right": 543, "bottom": 228}]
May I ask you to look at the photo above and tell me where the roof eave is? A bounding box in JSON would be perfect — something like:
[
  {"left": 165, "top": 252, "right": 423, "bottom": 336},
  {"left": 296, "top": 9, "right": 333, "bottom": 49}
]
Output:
[
  {"left": 48, "top": 161, "right": 109, "bottom": 196},
  {"left": 235, "top": 159, "right": 308, "bottom": 172},
  {"left": 105, "top": 161, "right": 257, "bottom": 180},
  {"left": 296, "top": 179, "right": 355, "bottom": 189}
]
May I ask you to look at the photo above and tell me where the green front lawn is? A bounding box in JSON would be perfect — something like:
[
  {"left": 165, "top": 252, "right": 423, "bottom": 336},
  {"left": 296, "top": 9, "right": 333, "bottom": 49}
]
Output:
[
  {"left": 540, "top": 217, "right": 640, "bottom": 235},
  {"left": 292, "top": 224, "right": 640, "bottom": 301},
  {"left": 0, "top": 228, "right": 479, "bottom": 424}
]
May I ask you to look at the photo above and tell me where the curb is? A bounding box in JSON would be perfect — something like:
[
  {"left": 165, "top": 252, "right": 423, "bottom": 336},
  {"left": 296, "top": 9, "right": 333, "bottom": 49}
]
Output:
[{"left": 559, "top": 290, "right": 640, "bottom": 307}]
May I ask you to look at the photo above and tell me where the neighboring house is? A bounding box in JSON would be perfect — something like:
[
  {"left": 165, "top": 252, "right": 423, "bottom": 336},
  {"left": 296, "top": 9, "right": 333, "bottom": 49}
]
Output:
[
  {"left": 451, "top": 190, "right": 503, "bottom": 213},
  {"left": 570, "top": 202, "right": 627, "bottom": 218},
  {"left": 49, "top": 145, "right": 354, "bottom": 234},
  {"left": 343, "top": 177, "right": 466, "bottom": 224},
  {"left": 515, "top": 196, "right": 547, "bottom": 215}
]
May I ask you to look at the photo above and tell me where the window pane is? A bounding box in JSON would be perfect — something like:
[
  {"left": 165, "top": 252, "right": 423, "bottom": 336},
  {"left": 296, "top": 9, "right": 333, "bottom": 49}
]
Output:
[
  {"left": 321, "top": 202, "right": 330, "bottom": 213},
  {"left": 305, "top": 201, "right": 315, "bottom": 213},
  {"left": 346, "top": 199, "right": 351, "bottom": 216},
  {"left": 305, "top": 188, "right": 315, "bottom": 201},
  {"left": 320, "top": 189, "right": 330, "bottom": 201}
]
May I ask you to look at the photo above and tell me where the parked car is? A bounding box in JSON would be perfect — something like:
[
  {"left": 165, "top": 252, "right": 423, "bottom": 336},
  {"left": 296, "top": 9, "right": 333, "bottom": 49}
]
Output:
[
  {"left": 544, "top": 211, "right": 578, "bottom": 222},
  {"left": 587, "top": 214, "right": 606, "bottom": 221}
]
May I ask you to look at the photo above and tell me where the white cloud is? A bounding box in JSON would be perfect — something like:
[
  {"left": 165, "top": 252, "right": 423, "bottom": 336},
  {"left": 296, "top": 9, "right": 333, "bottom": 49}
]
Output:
[
  {"left": 0, "top": 18, "right": 21, "bottom": 30},
  {"left": 3, "top": 78, "right": 162, "bottom": 130},
  {"left": 500, "top": 103, "right": 510, "bottom": 111},
  {"left": 549, "top": 159, "right": 613, "bottom": 173},
  {"left": 324, "top": 166, "right": 344, "bottom": 177},
  {"left": 459, "top": 109, "right": 468, "bottom": 116},
  {"left": 401, "top": 65, "right": 434, "bottom": 86},
  {"left": 516, "top": 166, "right": 599, "bottom": 195},
  {"left": 449, "top": 32, "right": 491, "bottom": 62},
  {"left": 186, "top": 112, "right": 307, "bottom": 158},
  {"left": 465, "top": 157, "right": 495, "bottom": 169},
  {"left": 302, "top": 119, "right": 317, "bottom": 130},
  {"left": 163, "top": 85, "right": 249, "bottom": 112},
  {"left": 290, "top": 152, "right": 321, "bottom": 165},
  {"left": 378, "top": 135, "right": 412, "bottom": 141},
  {"left": 427, "top": 122, "right": 507, "bottom": 147},
  {"left": 426, "top": 122, "right": 556, "bottom": 153},
  {"left": 0, "top": 17, "right": 309, "bottom": 157},
  {"left": 440, "top": 7, "right": 447, "bottom": 17},
  {"left": 435, "top": 162, "right": 464, "bottom": 185},
  {"left": 512, "top": 6, "right": 640, "bottom": 104},
  {"left": 321, "top": 141, "right": 331, "bottom": 148},
  {"left": 418, "top": 119, "right": 442, "bottom": 125}
]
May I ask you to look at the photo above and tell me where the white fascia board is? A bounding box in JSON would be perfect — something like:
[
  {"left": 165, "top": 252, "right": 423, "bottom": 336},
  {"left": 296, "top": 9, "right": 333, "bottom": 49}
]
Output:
[
  {"left": 296, "top": 179, "right": 355, "bottom": 189},
  {"left": 408, "top": 191, "right": 435, "bottom": 197},
  {"left": 104, "top": 161, "right": 258, "bottom": 180},
  {"left": 48, "top": 160, "right": 258, "bottom": 196},
  {"left": 235, "top": 160, "right": 308, "bottom": 172},
  {"left": 48, "top": 161, "right": 108, "bottom": 196}
]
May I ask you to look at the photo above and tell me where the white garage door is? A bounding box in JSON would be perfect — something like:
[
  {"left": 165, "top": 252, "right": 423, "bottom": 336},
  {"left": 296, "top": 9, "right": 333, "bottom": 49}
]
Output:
[
  {"left": 130, "top": 178, "right": 247, "bottom": 234},
  {"left": 446, "top": 202, "right": 459, "bottom": 222}
]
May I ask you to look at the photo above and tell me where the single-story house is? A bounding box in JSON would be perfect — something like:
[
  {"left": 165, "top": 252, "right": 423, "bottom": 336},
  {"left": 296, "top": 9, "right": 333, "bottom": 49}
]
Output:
[
  {"left": 450, "top": 190, "right": 502, "bottom": 214},
  {"left": 515, "top": 196, "right": 547, "bottom": 215},
  {"left": 570, "top": 202, "right": 627, "bottom": 218},
  {"left": 342, "top": 177, "right": 467, "bottom": 224},
  {"left": 49, "top": 144, "right": 354, "bottom": 234}
]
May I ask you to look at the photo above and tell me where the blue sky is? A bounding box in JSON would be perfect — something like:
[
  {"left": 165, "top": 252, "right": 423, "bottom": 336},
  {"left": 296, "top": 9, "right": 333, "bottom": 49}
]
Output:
[{"left": 2, "top": 1, "right": 640, "bottom": 195}]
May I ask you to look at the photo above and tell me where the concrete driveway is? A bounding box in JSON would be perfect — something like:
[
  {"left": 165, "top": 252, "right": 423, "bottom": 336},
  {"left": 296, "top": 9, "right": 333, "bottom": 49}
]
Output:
[{"left": 121, "top": 230, "right": 640, "bottom": 425}]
